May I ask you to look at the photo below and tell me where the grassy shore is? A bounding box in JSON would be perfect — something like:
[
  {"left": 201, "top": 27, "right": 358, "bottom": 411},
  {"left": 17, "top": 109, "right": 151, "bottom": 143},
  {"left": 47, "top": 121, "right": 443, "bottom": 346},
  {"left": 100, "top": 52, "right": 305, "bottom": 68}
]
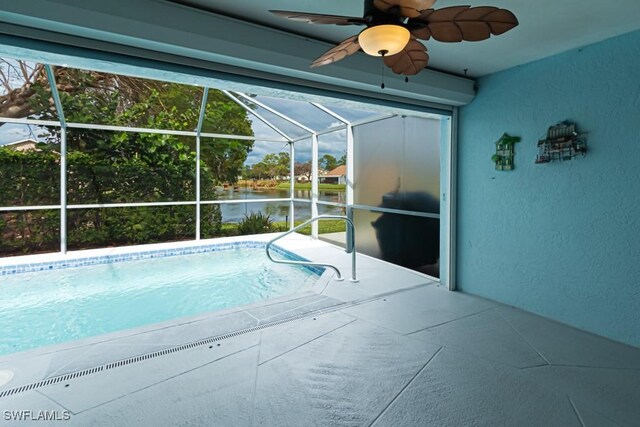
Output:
[
  {"left": 233, "top": 180, "right": 345, "bottom": 191},
  {"left": 272, "top": 219, "right": 345, "bottom": 235},
  {"left": 218, "top": 219, "right": 345, "bottom": 236}
]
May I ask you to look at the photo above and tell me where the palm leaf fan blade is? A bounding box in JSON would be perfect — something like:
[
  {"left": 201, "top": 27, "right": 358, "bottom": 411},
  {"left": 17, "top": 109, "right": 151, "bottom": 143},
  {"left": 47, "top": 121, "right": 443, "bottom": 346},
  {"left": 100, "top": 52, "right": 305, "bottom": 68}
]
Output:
[
  {"left": 484, "top": 9, "right": 519, "bottom": 35},
  {"left": 269, "top": 10, "right": 368, "bottom": 25},
  {"left": 383, "top": 40, "right": 429, "bottom": 75},
  {"left": 311, "top": 36, "right": 361, "bottom": 68},
  {"left": 418, "top": 6, "right": 519, "bottom": 42}
]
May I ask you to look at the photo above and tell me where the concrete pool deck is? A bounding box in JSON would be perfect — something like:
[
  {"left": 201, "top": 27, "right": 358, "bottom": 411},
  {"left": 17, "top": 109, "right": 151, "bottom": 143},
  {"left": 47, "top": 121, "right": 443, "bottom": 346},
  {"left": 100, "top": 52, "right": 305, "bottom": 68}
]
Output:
[{"left": 1, "top": 234, "right": 639, "bottom": 425}]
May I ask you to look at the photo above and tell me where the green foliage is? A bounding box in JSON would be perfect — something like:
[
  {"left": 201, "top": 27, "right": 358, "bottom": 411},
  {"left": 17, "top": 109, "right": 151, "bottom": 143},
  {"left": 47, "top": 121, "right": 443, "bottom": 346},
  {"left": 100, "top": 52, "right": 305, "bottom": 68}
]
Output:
[
  {"left": 237, "top": 211, "right": 276, "bottom": 235},
  {"left": 0, "top": 148, "right": 59, "bottom": 206},
  {"left": 0, "top": 70, "right": 253, "bottom": 255},
  {"left": 246, "top": 152, "right": 290, "bottom": 180},
  {"left": 200, "top": 205, "right": 223, "bottom": 238},
  {"left": 67, "top": 206, "right": 196, "bottom": 249},
  {"left": 273, "top": 219, "right": 345, "bottom": 236},
  {"left": 0, "top": 210, "right": 60, "bottom": 255},
  {"left": 320, "top": 154, "right": 338, "bottom": 171},
  {"left": 495, "top": 133, "right": 521, "bottom": 147}
]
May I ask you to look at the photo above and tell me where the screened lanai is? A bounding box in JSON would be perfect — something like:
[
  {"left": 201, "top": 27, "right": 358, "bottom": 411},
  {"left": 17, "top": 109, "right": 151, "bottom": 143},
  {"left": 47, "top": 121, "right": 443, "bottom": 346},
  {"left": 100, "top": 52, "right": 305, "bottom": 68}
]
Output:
[{"left": 0, "top": 57, "right": 447, "bottom": 277}]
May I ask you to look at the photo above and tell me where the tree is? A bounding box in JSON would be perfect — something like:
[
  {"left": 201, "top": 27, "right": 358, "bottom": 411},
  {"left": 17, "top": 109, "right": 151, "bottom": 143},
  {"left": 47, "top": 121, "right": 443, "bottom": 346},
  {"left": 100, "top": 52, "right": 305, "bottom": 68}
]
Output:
[
  {"left": 320, "top": 154, "right": 338, "bottom": 171},
  {"left": 294, "top": 161, "right": 312, "bottom": 180},
  {"left": 0, "top": 60, "right": 55, "bottom": 118},
  {"left": 275, "top": 152, "right": 291, "bottom": 178},
  {"left": 247, "top": 162, "right": 268, "bottom": 180},
  {"left": 338, "top": 152, "right": 347, "bottom": 166},
  {"left": 200, "top": 90, "right": 254, "bottom": 184},
  {"left": 247, "top": 152, "right": 290, "bottom": 180}
]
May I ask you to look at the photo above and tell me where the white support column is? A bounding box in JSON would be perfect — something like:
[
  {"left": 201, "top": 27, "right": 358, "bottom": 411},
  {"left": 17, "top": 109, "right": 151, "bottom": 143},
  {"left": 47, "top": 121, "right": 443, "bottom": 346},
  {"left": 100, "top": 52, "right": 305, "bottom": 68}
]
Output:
[
  {"left": 289, "top": 142, "right": 295, "bottom": 230},
  {"left": 60, "top": 128, "right": 67, "bottom": 253},
  {"left": 195, "top": 89, "right": 209, "bottom": 241},
  {"left": 345, "top": 124, "right": 355, "bottom": 250},
  {"left": 311, "top": 103, "right": 355, "bottom": 246},
  {"left": 45, "top": 64, "right": 67, "bottom": 254},
  {"left": 311, "top": 133, "right": 319, "bottom": 238},
  {"left": 346, "top": 124, "right": 355, "bottom": 207},
  {"left": 446, "top": 108, "right": 458, "bottom": 291},
  {"left": 195, "top": 134, "right": 201, "bottom": 240}
]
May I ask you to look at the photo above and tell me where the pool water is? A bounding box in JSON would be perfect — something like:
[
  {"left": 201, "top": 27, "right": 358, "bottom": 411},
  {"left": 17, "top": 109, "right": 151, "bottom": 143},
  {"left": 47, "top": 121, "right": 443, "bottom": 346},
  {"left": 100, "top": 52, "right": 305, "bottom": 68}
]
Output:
[{"left": 0, "top": 248, "right": 319, "bottom": 356}]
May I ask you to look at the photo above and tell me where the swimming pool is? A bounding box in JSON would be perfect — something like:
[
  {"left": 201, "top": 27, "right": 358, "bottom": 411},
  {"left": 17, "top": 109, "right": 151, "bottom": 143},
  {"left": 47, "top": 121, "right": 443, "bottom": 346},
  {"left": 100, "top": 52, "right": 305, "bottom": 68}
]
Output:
[{"left": 0, "top": 243, "right": 321, "bottom": 356}]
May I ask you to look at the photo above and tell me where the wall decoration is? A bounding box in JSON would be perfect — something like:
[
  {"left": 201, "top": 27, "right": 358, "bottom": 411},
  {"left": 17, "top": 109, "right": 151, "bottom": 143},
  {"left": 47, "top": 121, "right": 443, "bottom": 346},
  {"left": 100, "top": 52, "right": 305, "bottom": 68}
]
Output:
[
  {"left": 491, "top": 133, "right": 521, "bottom": 170},
  {"left": 535, "top": 121, "right": 587, "bottom": 163}
]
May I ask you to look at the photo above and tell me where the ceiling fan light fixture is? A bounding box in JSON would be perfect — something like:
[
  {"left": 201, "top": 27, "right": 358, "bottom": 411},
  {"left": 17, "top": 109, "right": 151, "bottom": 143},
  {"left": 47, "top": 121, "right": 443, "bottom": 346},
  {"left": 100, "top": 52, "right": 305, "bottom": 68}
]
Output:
[{"left": 358, "top": 24, "right": 410, "bottom": 57}]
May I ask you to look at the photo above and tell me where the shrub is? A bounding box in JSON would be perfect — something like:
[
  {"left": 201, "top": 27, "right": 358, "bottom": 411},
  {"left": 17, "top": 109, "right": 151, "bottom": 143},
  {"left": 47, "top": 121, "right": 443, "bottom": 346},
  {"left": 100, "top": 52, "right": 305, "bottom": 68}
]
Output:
[{"left": 237, "top": 211, "right": 275, "bottom": 235}]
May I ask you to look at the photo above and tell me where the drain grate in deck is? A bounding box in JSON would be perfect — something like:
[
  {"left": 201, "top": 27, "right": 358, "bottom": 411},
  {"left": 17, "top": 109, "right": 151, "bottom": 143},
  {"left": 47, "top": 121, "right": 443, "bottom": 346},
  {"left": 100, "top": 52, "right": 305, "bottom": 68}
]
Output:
[{"left": 0, "top": 307, "right": 345, "bottom": 399}]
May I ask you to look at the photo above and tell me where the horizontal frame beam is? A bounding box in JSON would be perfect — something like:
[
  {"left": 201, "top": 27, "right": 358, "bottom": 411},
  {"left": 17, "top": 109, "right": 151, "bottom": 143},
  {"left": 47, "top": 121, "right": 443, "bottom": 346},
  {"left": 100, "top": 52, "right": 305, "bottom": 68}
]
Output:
[
  {"left": 316, "top": 200, "right": 347, "bottom": 208},
  {"left": 0, "top": 198, "right": 297, "bottom": 211},
  {"left": 0, "top": 205, "right": 60, "bottom": 212},
  {"left": 350, "top": 204, "right": 440, "bottom": 219},
  {"left": 199, "top": 198, "right": 290, "bottom": 205}
]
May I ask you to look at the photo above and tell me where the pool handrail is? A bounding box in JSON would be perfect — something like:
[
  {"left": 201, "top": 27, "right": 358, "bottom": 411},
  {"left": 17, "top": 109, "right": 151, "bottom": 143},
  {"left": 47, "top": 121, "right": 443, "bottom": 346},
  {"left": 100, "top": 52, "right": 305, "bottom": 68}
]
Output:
[{"left": 265, "top": 215, "right": 358, "bottom": 283}]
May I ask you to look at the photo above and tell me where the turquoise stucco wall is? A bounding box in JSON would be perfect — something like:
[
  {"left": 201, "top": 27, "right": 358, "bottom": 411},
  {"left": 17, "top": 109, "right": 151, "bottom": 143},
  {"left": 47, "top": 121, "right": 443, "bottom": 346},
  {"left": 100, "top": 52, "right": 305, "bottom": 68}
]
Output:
[{"left": 458, "top": 29, "right": 640, "bottom": 347}]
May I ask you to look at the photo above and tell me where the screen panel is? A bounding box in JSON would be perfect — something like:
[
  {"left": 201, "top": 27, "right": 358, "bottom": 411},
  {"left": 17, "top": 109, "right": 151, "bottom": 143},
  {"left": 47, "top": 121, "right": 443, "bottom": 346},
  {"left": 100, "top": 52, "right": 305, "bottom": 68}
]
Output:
[
  {"left": 202, "top": 89, "right": 284, "bottom": 141},
  {"left": 0, "top": 125, "right": 60, "bottom": 207},
  {"left": 201, "top": 201, "right": 290, "bottom": 238},
  {"left": 353, "top": 116, "right": 441, "bottom": 214},
  {"left": 68, "top": 206, "right": 195, "bottom": 250},
  {"left": 67, "top": 130, "right": 196, "bottom": 204},
  {"left": 0, "top": 58, "right": 59, "bottom": 121},
  {"left": 353, "top": 208, "right": 440, "bottom": 277},
  {"left": 0, "top": 209, "right": 60, "bottom": 257},
  {"left": 54, "top": 66, "right": 203, "bottom": 131},
  {"left": 293, "top": 138, "right": 312, "bottom": 199},
  {"left": 254, "top": 96, "right": 341, "bottom": 132}
]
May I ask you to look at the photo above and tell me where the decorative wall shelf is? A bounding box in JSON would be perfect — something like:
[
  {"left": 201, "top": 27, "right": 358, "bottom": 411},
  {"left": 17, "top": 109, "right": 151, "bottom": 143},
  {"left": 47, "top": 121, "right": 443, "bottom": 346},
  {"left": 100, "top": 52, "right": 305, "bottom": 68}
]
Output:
[
  {"left": 536, "top": 121, "right": 587, "bottom": 164},
  {"left": 492, "top": 133, "right": 521, "bottom": 171}
]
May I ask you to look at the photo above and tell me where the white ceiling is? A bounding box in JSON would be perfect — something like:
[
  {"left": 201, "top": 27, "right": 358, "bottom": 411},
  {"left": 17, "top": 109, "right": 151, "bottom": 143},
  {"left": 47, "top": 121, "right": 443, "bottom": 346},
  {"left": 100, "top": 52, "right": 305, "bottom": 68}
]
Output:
[{"left": 176, "top": 0, "right": 640, "bottom": 77}]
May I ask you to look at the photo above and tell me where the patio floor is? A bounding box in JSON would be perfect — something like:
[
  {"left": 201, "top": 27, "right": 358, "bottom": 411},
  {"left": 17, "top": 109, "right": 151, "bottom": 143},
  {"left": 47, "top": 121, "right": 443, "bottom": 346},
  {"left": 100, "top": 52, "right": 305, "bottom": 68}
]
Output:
[{"left": 1, "top": 235, "right": 639, "bottom": 426}]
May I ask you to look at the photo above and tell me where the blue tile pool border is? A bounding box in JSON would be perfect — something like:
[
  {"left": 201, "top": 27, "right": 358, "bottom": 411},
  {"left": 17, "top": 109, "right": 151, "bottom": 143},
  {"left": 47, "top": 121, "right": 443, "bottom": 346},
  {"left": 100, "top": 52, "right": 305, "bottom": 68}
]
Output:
[{"left": 0, "top": 241, "right": 325, "bottom": 277}]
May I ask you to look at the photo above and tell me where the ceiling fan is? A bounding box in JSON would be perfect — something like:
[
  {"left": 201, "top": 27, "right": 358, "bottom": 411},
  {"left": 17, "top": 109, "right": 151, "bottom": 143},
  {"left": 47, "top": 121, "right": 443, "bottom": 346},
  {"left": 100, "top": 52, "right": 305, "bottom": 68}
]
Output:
[{"left": 271, "top": 0, "right": 518, "bottom": 77}]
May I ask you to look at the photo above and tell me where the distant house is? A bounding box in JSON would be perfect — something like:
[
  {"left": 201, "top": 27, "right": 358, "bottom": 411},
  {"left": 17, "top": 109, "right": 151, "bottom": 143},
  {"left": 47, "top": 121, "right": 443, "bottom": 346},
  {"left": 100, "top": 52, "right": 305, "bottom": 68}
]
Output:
[
  {"left": 2, "top": 138, "right": 39, "bottom": 152},
  {"left": 320, "top": 165, "right": 346, "bottom": 185}
]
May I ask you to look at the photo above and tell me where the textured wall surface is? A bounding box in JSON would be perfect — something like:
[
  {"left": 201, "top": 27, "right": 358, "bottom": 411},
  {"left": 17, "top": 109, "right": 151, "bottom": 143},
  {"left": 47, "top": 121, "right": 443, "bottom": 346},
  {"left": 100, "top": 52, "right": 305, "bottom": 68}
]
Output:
[{"left": 458, "top": 29, "right": 640, "bottom": 347}]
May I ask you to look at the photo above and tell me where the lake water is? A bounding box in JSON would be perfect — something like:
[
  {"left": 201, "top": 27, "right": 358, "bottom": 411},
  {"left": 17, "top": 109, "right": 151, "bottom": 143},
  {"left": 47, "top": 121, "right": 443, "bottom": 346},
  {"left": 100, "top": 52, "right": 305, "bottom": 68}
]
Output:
[{"left": 216, "top": 187, "right": 345, "bottom": 223}]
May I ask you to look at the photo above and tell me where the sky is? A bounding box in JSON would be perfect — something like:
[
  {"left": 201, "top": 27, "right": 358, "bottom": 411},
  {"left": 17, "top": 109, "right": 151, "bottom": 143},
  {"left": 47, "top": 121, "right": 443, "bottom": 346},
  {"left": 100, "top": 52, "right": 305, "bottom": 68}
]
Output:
[
  {"left": 0, "top": 123, "right": 51, "bottom": 145},
  {"left": 243, "top": 127, "right": 348, "bottom": 166}
]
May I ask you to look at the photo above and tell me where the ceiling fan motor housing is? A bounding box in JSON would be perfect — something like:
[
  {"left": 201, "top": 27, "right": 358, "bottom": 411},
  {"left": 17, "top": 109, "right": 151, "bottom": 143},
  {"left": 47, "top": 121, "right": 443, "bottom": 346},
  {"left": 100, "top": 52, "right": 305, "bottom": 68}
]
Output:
[{"left": 364, "top": 0, "right": 406, "bottom": 27}]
